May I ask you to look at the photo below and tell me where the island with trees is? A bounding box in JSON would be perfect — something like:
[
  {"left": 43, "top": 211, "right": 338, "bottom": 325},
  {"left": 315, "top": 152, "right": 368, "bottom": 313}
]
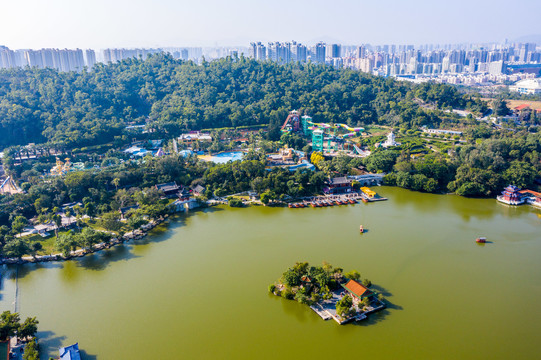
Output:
[{"left": 269, "top": 262, "right": 386, "bottom": 324}]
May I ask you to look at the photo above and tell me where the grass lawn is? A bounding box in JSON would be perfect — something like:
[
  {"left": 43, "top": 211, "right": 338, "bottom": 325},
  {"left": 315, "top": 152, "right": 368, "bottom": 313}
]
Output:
[
  {"left": 362, "top": 125, "right": 389, "bottom": 136},
  {"left": 21, "top": 229, "right": 73, "bottom": 255}
]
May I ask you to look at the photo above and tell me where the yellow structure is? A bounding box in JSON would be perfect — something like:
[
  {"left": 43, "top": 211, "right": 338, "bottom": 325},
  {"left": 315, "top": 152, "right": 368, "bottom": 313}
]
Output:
[
  {"left": 280, "top": 147, "right": 294, "bottom": 161},
  {"left": 361, "top": 187, "right": 376, "bottom": 198},
  {"left": 51, "top": 157, "right": 72, "bottom": 176}
]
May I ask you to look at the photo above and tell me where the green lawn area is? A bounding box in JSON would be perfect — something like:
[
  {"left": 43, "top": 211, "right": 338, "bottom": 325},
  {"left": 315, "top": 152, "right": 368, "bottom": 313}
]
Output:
[
  {"left": 362, "top": 125, "right": 388, "bottom": 136},
  {"left": 21, "top": 229, "right": 72, "bottom": 255}
]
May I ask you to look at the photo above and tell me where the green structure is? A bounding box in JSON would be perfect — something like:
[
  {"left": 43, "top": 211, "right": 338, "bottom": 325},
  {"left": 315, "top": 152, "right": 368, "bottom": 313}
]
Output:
[
  {"left": 301, "top": 115, "right": 312, "bottom": 136},
  {"left": 312, "top": 128, "right": 324, "bottom": 152}
]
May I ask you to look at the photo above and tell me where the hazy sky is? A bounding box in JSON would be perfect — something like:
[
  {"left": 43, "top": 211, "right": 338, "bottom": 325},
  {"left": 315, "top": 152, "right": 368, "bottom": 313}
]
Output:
[{"left": 2, "top": 0, "right": 540, "bottom": 49}]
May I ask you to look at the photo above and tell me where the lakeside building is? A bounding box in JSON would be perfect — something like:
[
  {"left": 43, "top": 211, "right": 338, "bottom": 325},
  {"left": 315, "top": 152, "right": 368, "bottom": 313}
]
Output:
[
  {"left": 324, "top": 177, "right": 353, "bottom": 195},
  {"left": 520, "top": 190, "right": 541, "bottom": 208},
  {"left": 497, "top": 185, "right": 525, "bottom": 205},
  {"left": 191, "top": 185, "right": 206, "bottom": 197},
  {"left": 59, "top": 343, "right": 81, "bottom": 360},
  {"left": 342, "top": 279, "right": 375, "bottom": 303},
  {"left": 155, "top": 182, "right": 180, "bottom": 197}
]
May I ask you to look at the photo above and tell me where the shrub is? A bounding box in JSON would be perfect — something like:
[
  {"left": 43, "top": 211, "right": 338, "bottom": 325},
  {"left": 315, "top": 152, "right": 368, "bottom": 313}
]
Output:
[{"left": 281, "top": 288, "right": 294, "bottom": 300}]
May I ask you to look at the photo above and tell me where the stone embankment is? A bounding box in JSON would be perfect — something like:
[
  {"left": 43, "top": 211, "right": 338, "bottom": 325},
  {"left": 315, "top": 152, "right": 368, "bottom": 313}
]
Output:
[{"left": 0, "top": 216, "right": 168, "bottom": 265}]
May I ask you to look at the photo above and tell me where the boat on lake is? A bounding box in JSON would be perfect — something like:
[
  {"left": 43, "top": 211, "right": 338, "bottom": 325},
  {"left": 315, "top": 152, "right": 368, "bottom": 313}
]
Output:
[
  {"left": 476, "top": 237, "right": 486, "bottom": 243},
  {"left": 359, "top": 225, "right": 364, "bottom": 233}
]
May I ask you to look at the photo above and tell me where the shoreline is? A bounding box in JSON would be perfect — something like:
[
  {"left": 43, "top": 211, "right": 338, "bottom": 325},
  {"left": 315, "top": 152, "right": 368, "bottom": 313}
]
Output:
[
  {"left": 0, "top": 215, "right": 169, "bottom": 266},
  {"left": 1, "top": 187, "right": 389, "bottom": 266}
]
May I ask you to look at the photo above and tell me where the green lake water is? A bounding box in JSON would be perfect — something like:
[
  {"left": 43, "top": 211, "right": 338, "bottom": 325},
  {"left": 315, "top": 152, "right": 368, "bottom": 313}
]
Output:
[{"left": 1, "top": 187, "right": 540, "bottom": 359}]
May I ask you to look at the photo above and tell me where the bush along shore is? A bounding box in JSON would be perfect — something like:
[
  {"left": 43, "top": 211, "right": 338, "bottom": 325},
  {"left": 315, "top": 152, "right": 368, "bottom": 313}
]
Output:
[
  {"left": 0, "top": 215, "right": 168, "bottom": 265},
  {"left": 269, "top": 261, "right": 386, "bottom": 325}
]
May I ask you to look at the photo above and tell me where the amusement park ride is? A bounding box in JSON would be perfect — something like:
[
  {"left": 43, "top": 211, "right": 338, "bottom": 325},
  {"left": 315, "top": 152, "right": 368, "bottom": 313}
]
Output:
[{"left": 280, "top": 110, "right": 364, "bottom": 153}]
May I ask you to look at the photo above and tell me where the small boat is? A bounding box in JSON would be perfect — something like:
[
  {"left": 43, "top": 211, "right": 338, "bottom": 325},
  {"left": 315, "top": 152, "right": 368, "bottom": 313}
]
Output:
[
  {"left": 361, "top": 198, "right": 368, "bottom": 203},
  {"left": 359, "top": 225, "right": 364, "bottom": 233},
  {"left": 349, "top": 199, "right": 356, "bottom": 204},
  {"left": 288, "top": 204, "right": 293, "bottom": 208},
  {"left": 311, "top": 202, "right": 316, "bottom": 208},
  {"left": 476, "top": 237, "right": 487, "bottom": 243}
]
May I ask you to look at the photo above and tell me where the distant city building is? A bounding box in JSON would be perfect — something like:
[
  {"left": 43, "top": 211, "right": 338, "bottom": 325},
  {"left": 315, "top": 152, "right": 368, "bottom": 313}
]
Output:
[
  {"left": 250, "top": 42, "right": 266, "bottom": 61},
  {"left": 1, "top": 41, "right": 540, "bottom": 80},
  {"left": 85, "top": 49, "right": 96, "bottom": 68},
  {"left": 327, "top": 44, "right": 341, "bottom": 58},
  {"left": 314, "top": 42, "right": 326, "bottom": 64}
]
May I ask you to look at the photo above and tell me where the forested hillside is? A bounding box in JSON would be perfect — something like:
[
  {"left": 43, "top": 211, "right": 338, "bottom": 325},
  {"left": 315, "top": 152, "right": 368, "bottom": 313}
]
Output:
[{"left": 0, "top": 53, "right": 485, "bottom": 149}]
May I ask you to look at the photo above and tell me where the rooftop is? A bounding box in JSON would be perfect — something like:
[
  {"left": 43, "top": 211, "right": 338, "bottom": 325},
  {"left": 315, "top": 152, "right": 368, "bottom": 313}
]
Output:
[
  {"left": 156, "top": 182, "right": 179, "bottom": 192},
  {"left": 342, "top": 279, "right": 373, "bottom": 299},
  {"left": 329, "top": 176, "right": 351, "bottom": 185},
  {"left": 59, "top": 343, "right": 81, "bottom": 360},
  {"left": 512, "top": 78, "right": 541, "bottom": 90}
]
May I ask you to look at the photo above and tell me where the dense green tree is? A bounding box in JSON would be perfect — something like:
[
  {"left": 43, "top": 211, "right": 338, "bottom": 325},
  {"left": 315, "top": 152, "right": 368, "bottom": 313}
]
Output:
[
  {"left": 2, "top": 238, "right": 31, "bottom": 259},
  {"left": 336, "top": 295, "right": 355, "bottom": 318},
  {"left": 344, "top": 270, "right": 361, "bottom": 281},
  {"left": 0, "top": 311, "right": 20, "bottom": 341},
  {"left": 22, "top": 338, "right": 39, "bottom": 360},
  {"left": 18, "top": 317, "right": 38, "bottom": 340}
]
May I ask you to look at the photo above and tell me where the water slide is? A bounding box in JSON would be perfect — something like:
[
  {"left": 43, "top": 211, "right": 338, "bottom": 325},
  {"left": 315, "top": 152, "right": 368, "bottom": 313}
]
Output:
[
  {"left": 307, "top": 120, "right": 363, "bottom": 139},
  {"left": 353, "top": 144, "right": 364, "bottom": 155},
  {"left": 0, "top": 177, "right": 9, "bottom": 191}
]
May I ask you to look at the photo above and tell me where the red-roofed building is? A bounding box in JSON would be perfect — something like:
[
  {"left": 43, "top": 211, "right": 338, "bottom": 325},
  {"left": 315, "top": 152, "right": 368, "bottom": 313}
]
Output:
[
  {"left": 342, "top": 279, "right": 374, "bottom": 303},
  {"left": 514, "top": 104, "right": 530, "bottom": 111}
]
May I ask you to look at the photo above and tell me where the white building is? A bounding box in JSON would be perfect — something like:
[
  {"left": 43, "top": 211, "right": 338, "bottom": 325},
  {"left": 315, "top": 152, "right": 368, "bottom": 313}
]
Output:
[
  {"left": 509, "top": 78, "right": 541, "bottom": 95},
  {"left": 422, "top": 127, "right": 462, "bottom": 136},
  {"left": 382, "top": 131, "right": 398, "bottom": 147}
]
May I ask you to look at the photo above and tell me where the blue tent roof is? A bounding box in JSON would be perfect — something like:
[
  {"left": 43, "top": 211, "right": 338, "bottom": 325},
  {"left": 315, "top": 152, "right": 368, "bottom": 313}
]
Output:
[{"left": 59, "top": 343, "right": 81, "bottom": 360}]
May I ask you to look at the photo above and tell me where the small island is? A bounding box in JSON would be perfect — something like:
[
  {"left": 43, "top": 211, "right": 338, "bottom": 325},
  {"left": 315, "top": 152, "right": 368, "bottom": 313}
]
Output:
[{"left": 269, "top": 261, "right": 386, "bottom": 324}]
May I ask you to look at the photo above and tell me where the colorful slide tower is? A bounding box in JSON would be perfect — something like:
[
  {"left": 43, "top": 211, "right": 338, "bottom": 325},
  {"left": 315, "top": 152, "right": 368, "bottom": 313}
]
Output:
[
  {"left": 300, "top": 115, "right": 364, "bottom": 153},
  {"left": 281, "top": 110, "right": 301, "bottom": 133}
]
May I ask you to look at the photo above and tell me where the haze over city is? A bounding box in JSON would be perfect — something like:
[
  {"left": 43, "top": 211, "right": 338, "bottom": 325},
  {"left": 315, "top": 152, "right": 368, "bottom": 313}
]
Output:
[{"left": 2, "top": 0, "right": 541, "bottom": 48}]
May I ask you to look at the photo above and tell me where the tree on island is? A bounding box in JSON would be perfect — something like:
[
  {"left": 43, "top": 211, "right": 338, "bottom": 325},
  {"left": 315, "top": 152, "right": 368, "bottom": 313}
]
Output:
[
  {"left": 344, "top": 270, "right": 361, "bottom": 281},
  {"left": 336, "top": 295, "right": 356, "bottom": 318}
]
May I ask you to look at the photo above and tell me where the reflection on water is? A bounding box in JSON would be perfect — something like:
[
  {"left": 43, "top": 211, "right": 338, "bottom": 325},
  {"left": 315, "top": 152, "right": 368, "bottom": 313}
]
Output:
[{"left": 0, "top": 186, "right": 539, "bottom": 359}]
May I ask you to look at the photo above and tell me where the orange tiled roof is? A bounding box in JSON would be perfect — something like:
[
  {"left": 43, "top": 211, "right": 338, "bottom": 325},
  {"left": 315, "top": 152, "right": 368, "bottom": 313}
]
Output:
[
  {"left": 343, "top": 279, "right": 373, "bottom": 299},
  {"left": 514, "top": 104, "right": 530, "bottom": 111},
  {"left": 520, "top": 189, "right": 541, "bottom": 198}
]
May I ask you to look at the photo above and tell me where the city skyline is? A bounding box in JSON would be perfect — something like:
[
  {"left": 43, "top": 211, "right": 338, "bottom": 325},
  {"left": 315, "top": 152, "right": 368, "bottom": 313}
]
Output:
[{"left": 1, "top": 0, "right": 540, "bottom": 49}]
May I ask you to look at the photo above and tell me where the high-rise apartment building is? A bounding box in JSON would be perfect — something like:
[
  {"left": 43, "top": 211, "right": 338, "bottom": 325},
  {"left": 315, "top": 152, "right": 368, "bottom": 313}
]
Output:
[
  {"left": 327, "top": 44, "right": 341, "bottom": 58},
  {"left": 356, "top": 46, "right": 366, "bottom": 59},
  {"left": 250, "top": 42, "right": 267, "bottom": 61},
  {"left": 85, "top": 49, "right": 96, "bottom": 68},
  {"left": 314, "top": 42, "right": 326, "bottom": 64}
]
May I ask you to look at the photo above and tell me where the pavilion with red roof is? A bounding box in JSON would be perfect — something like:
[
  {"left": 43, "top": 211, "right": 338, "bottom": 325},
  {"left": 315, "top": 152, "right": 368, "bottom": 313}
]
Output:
[{"left": 341, "top": 279, "right": 374, "bottom": 304}]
